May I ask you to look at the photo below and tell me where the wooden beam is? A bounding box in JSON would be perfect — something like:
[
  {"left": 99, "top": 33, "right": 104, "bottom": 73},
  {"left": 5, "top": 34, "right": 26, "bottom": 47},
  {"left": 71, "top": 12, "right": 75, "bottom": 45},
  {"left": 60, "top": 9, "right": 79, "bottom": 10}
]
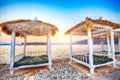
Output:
[
  {"left": 71, "top": 24, "right": 111, "bottom": 37},
  {"left": 92, "top": 31, "right": 107, "bottom": 36},
  {"left": 110, "top": 28, "right": 116, "bottom": 67},
  {"left": 101, "top": 40, "right": 104, "bottom": 51},
  {"left": 72, "top": 25, "right": 84, "bottom": 34},
  {"left": 87, "top": 29, "right": 94, "bottom": 74},
  {"left": 23, "top": 35, "right": 27, "bottom": 56},
  {"left": 94, "top": 23, "right": 113, "bottom": 30},
  {"left": 70, "top": 34, "right": 72, "bottom": 63},
  {"left": 114, "top": 28, "right": 120, "bottom": 32},
  {"left": 119, "top": 38, "right": 120, "bottom": 52},
  {"left": 47, "top": 32, "right": 52, "bottom": 69},
  {"left": 72, "top": 31, "right": 86, "bottom": 35},
  {"left": 92, "top": 29, "right": 108, "bottom": 35},
  {"left": 0, "top": 27, "right": 1, "bottom": 36},
  {"left": 107, "top": 37, "right": 111, "bottom": 57},
  {"left": 92, "top": 32, "right": 106, "bottom": 37},
  {"left": 92, "top": 36, "right": 106, "bottom": 40},
  {"left": 10, "top": 31, "right": 16, "bottom": 75}
]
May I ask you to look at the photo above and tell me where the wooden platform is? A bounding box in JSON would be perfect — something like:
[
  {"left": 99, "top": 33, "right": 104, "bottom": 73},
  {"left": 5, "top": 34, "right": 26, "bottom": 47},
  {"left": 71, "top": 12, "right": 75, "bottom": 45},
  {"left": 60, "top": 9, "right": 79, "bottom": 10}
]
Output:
[
  {"left": 72, "top": 55, "right": 113, "bottom": 65},
  {"left": 14, "top": 55, "right": 48, "bottom": 67}
]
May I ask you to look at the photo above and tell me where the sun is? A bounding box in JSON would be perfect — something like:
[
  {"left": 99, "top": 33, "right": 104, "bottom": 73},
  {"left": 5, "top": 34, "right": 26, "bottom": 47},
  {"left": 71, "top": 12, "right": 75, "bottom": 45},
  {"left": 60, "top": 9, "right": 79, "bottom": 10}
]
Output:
[
  {"left": 59, "top": 36, "right": 70, "bottom": 43},
  {"left": 52, "top": 32, "right": 70, "bottom": 43}
]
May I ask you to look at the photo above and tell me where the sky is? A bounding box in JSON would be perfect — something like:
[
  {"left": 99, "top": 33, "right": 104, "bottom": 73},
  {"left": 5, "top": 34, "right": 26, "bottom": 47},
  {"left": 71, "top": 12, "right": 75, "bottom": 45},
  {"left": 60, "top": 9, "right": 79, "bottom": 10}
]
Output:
[{"left": 0, "top": 0, "right": 120, "bottom": 43}]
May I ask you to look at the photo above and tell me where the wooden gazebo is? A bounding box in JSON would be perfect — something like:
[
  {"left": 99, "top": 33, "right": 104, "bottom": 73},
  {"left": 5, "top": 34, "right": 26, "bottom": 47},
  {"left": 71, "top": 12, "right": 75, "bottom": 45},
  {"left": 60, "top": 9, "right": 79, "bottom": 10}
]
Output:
[
  {"left": 0, "top": 19, "right": 58, "bottom": 74},
  {"left": 65, "top": 17, "right": 120, "bottom": 74}
]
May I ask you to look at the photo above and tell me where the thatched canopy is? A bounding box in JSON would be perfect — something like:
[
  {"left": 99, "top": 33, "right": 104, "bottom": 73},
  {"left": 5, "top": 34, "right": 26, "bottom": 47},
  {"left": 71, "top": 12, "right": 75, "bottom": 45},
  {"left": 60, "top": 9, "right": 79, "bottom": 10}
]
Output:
[
  {"left": 0, "top": 19, "right": 58, "bottom": 37},
  {"left": 65, "top": 17, "right": 120, "bottom": 39}
]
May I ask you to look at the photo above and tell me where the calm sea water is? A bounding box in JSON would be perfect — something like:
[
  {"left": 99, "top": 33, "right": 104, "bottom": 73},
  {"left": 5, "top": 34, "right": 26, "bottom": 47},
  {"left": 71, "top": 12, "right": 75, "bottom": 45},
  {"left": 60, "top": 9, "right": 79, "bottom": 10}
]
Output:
[{"left": 0, "top": 44, "right": 119, "bottom": 64}]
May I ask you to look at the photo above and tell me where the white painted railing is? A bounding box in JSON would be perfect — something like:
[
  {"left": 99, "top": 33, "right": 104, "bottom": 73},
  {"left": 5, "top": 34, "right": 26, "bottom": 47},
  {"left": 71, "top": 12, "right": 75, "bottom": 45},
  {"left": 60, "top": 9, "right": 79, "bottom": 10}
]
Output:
[
  {"left": 15, "top": 54, "right": 24, "bottom": 62},
  {"left": 26, "top": 51, "right": 47, "bottom": 56},
  {"left": 94, "top": 50, "right": 109, "bottom": 57},
  {"left": 14, "top": 51, "right": 47, "bottom": 62},
  {"left": 72, "top": 51, "right": 89, "bottom": 63}
]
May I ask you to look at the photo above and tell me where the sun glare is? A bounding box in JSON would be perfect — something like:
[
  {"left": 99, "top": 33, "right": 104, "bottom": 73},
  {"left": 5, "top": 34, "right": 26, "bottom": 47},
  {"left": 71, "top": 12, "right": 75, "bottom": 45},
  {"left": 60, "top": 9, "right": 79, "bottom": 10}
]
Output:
[{"left": 59, "top": 36, "right": 70, "bottom": 43}]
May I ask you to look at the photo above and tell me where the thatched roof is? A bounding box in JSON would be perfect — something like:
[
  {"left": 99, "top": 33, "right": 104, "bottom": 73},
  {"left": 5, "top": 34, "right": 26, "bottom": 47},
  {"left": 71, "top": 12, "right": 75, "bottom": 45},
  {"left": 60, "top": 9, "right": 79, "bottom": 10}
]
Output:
[
  {"left": 65, "top": 17, "right": 120, "bottom": 39},
  {"left": 65, "top": 17, "right": 120, "bottom": 35},
  {"left": 0, "top": 19, "right": 58, "bottom": 37}
]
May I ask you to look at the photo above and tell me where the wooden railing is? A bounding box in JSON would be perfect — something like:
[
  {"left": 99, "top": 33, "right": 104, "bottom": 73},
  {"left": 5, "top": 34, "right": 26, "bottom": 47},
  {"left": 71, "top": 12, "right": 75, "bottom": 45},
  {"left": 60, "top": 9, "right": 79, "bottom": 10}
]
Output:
[
  {"left": 26, "top": 51, "right": 47, "bottom": 56},
  {"left": 72, "top": 51, "right": 89, "bottom": 63},
  {"left": 15, "top": 53, "right": 24, "bottom": 62},
  {"left": 93, "top": 50, "right": 109, "bottom": 57},
  {"left": 14, "top": 51, "right": 47, "bottom": 62}
]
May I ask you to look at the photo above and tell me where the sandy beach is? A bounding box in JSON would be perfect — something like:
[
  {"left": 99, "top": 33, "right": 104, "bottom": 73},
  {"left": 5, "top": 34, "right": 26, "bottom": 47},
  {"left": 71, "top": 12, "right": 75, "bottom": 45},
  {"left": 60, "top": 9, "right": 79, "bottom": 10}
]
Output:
[
  {"left": 0, "top": 57, "right": 120, "bottom": 80},
  {"left": 0, "top": 45, "right": 120, "bottom": 80},
  {"left": 0, "top": 0, "right": 120, "bottom": 79}
]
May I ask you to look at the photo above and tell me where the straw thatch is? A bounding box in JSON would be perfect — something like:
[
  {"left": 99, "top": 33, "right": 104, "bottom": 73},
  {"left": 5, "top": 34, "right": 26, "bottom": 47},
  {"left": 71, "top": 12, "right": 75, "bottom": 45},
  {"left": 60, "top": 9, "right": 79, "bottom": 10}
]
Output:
[
  {"left": 0, "top": 19, "right": 58, "bottom": 37},
  {"left": 65, "top": 17, "right": 120, "bottom": 35},
  {"left": 65, "top": 17, "right": 120, "bottom": 39}
]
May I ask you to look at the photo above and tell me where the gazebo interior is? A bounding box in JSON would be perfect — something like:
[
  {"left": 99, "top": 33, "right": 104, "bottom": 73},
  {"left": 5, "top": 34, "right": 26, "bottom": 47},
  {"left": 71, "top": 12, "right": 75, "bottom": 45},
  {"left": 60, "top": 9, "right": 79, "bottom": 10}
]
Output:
[
  {"left": 65, "top": 17, "right": 120, "bottom": 74},
  {"left": 0, "top": 19, "right": 58, "bottom": 74}
]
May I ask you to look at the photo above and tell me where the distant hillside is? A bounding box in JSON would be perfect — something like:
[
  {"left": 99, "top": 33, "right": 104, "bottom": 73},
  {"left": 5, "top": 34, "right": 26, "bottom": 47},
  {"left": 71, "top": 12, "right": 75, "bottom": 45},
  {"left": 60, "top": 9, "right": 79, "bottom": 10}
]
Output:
[
  {"left": 9, "top": 38, "right": 119, "bottom": 46},
  {"left": 73, "top": 38, "right": 119, "bottom": 45},
  {"left": 0, "top": 42, "right": 21, "bottom": 46},
  {"left": 73, "top": 39, "right": 101, "bottom": 45},
  {"left": 21, "top": 42, "right": 47, "bottom": 45}
]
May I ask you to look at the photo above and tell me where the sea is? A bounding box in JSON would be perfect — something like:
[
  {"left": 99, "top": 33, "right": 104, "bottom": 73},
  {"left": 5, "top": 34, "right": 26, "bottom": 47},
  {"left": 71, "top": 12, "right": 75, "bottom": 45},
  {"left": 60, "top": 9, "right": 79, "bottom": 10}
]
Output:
[{"left": 0, "top": 43, "right": 119, "bottom": 64}]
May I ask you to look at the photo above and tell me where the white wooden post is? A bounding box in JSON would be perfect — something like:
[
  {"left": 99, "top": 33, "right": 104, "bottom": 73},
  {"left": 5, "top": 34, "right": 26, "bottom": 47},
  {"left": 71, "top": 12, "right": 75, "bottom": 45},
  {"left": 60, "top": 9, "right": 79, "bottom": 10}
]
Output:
[
  {"left": 23, "top": 35, "right": 27, "bottom": 56},
  {"left": 47, "top": 33, "right": 52, "bottom": 69},
  {"left": 70, "top": 34, "right": 72, "bottom": 63},
  {"left": 101, "top": 40, "right": 104, "bottom": 51},
  {"left": 0, "top": 27, "right": 1, "bottom": 36},
  {"left": 87, "top": 29, "right": 94, "bottom": 74},
  {"left": 10, "top": 31, "right": 16, "bottom": 75},
  {"left": 107, "top": 37, "right": 111, "bottom": 57},
  {"left": 119, "top": 37, "right": 120, "bottom": 52},
  {"left": 110, "top": 28, "right": 116, "bottom": 67}
]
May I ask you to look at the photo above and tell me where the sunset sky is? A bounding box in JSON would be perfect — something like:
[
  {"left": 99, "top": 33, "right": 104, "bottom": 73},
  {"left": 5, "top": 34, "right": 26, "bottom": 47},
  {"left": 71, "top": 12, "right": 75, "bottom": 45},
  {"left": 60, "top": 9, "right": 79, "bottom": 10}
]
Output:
[{"left": 0, "top": 0, "right": 120, "bottom": 43}]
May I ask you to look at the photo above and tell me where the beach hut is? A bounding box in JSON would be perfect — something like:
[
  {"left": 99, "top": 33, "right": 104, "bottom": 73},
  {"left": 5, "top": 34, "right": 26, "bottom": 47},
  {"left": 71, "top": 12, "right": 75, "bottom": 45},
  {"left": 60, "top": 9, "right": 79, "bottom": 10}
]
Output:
[
  {"left": 65, "top": 17, "right": 120, "bottom": 74},
  {"left": 0, "top": 19, "right": 58, "bottom": 74}
]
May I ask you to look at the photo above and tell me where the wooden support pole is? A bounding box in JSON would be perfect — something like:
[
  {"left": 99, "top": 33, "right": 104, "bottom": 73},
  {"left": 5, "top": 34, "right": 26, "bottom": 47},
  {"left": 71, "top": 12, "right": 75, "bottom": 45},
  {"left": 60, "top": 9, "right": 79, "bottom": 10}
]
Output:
[
  {"left": 87, "top": 29, "right": 94, "bottom": 74},
  {"left": 47, "top": 33, "right": 52, "bottom": 69},
  {"left": 0, "top": 27, "right": 1, "bottom": 36},
  {"left": 70, "top": 34, "right": 73, "bottom": 63},
  {"left": 110, "top": 28, "right": 116, "bottom": 67},
  {"left": 10, "top": 31, "right": 16, "bottom": 75},
  {"left": 107, "top": 37, "right": 111, "bottom": 57},
  {"left": 119, "top": 37, "right": 120, "bottom": 52},
  {"left": 101, "top": 40, "right": 104, "bottom": 51},
  {"left": 23, "top": 35, "right": 27, "bottom": 56}
]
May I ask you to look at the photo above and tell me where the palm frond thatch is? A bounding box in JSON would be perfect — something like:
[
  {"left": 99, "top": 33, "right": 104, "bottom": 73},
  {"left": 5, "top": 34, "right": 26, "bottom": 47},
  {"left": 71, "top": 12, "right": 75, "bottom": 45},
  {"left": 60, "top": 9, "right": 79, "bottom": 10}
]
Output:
[
  {"left": 65, "top": 17, "right": 120, "bottom": 35},
  {"left": 0, "top": 19, "right": 58, "bottom": 37}
]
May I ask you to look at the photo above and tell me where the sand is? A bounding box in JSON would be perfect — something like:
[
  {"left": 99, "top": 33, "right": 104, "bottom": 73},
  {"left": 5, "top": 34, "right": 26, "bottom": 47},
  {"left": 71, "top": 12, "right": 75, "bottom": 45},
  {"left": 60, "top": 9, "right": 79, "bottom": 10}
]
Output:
[
  {"left": 0, "top": 45, "right": 120, "bottom": 80},
  {"left": 0, "top": 57, "right": 120, "bottom": 80}
]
